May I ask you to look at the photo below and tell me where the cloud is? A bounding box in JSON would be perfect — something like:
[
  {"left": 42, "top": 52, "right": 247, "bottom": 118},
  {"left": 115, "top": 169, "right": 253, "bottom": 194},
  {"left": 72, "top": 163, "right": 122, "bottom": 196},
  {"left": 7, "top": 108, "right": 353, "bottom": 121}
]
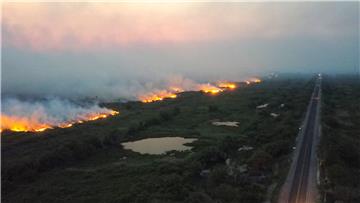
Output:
[
  {"left": 1, "top": 2, "right": 358, "bottom": 101},
  {"left": 3, "top": 2, "right": 358, "bottom": 51}
]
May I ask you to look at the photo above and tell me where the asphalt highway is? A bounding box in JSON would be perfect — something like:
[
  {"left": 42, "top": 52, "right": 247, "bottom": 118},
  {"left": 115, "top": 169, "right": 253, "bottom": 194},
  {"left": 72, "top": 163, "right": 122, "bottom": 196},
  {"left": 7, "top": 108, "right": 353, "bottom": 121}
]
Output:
[{"left": 279, "top": 76, "right": 321, "bottom": 203}]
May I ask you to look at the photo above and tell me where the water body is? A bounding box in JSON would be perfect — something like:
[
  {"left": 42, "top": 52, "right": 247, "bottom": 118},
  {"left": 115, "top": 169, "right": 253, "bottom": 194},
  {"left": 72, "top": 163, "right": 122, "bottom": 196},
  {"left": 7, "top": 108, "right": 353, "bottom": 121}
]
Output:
[{"left": 121, "top": 137, "right": 197, "bottom": 155}]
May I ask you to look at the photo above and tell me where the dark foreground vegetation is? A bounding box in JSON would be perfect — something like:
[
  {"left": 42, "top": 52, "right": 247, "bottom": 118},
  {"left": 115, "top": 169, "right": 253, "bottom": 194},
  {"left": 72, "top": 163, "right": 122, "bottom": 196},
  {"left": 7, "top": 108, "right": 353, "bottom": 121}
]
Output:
[
  {"left": 2, "top": 75, "right": 314, "bottom": 203},
  {"left": 319, "top": 75, "right": 360, "bottom": 203}
]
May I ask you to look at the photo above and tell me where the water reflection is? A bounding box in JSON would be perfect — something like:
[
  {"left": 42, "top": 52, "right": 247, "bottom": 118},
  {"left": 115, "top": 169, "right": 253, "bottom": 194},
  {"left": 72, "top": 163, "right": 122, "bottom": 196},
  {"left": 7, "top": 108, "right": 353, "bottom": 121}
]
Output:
[{"left": 121, "top": 137, "right": 197, "bottom": 155}]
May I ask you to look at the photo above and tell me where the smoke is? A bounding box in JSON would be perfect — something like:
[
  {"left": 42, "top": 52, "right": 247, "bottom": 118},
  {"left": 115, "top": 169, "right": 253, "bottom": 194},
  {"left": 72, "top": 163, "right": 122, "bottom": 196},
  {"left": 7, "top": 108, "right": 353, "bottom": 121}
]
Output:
[
  {"left": 1, "top": 3, "right": 358, "bottom": 122},
  {"left": 1, "top": 97, "right": 117, "bottom": 132},
  {"left": 2, "top": 45, "right": 265, "bottom": 101},
  {"left": 135, "top": 75, "right": 216, "bottom": 96},
  {"left": 0, "top": 74, "right": 248, "bottom": 132},
  {"left": 2, "top": 2, "right": 358, "bottom": 100}
]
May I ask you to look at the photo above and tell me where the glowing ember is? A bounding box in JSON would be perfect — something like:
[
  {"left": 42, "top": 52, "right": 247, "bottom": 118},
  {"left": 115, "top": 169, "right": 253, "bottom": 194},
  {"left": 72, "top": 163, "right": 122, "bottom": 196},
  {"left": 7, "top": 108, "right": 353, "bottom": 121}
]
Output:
[
  {"left": 88, "top": 110, "right": 119, "bottom": 120},
  {"left": 250, "top": 78, "right": 261, "bottom": 83},
  {"left": 138, "top": 77, "right": 261, "bottom": 103},
  {"left": 140, "top": 90, "right": 178, "bottom": 103},
  {"left": 35, "top": 127, "right": 49, "bottom": 132},
  {"left": 0, "top": 110, "right": 119, "bottom": 133},
  {"left": 139, "top": 82, "right": 225, "bottom": 103},
  {"left": 0, "top": 115, "right": 53, "bottom": 132},
  {"left": 244, "top": 78, "right": 261, "bottom": 84},
  {"left": 197, "top": 83, "right": 223, "bottom": 94},
  {"left": 217, "top": 82, "right": 237, "bottom": 89},
  {"left": 59, "top": 123, "right": 73, "bottom": 128},
  {"left": 89, "top": 114, "right": 108, "bottom": 120},
  {"left": 110, "top": 110, "right": 119, "bottom": 116}
]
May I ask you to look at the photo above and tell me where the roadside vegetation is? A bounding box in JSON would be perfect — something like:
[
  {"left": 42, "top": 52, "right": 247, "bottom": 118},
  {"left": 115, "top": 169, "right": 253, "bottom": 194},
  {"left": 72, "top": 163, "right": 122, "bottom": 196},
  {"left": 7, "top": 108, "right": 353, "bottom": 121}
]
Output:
[
  {"left": 2, "top": 74, "right": 314, "bottom": 203},
  {"left": 319, "top": 75, "right": 360, "bottom": 203}
]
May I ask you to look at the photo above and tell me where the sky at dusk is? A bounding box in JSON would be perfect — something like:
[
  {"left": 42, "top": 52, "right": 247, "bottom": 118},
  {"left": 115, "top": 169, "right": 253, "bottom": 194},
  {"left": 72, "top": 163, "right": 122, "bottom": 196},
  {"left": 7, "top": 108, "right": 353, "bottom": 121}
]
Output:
[{"left": 2, "top": 2, "right": 359, "bottom": 100}]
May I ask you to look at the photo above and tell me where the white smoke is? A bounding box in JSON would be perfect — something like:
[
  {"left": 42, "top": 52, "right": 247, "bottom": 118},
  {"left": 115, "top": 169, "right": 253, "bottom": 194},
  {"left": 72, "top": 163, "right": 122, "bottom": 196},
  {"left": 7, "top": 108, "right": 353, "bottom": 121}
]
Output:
[
  {"left": 134, "top": 75, "right": 240, "bottom": 98},
  {"left": 1, "top": 97, "right": 116, "bottom": 131}
]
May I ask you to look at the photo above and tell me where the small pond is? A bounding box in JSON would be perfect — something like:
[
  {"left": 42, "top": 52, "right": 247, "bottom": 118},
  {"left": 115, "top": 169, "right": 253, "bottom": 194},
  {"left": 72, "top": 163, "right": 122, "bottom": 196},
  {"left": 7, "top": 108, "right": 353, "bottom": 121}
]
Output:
[{"left": 121, "top": 137, "right": 197, "bottom": 155}]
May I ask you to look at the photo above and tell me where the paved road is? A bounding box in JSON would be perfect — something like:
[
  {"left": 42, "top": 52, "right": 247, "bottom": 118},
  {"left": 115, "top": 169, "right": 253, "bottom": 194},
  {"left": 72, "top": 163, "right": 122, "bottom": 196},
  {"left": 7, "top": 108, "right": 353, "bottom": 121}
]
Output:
[{"left": 279, "top": 75, "right": 321, "bottom": 203}]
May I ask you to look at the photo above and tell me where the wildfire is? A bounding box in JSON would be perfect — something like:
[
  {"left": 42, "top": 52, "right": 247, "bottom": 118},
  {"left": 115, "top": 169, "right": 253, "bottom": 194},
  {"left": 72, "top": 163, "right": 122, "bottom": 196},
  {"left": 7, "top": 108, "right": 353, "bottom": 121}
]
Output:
[
  {"left": 110, "top": 110, "right": 119, "bottom": 116},
  {"left": 244, "top": 78, "right": 262, "bottom": 85},
  {"left": 0, "top": 110, "right": 119, "bottom": 133},
  {"left": 138, "top": 78, "right": 261, "bottom": 103},
  {"left": 59, "top": 123, "right": 73, "bottom": 128},
  {"left": 217, "top": 82, "right": 237, "bottom": 89},
  {"left": 88, "top": 110, "right": 119, "bottom": 120},
  {"left": 249, "top": 78, "right": 262, "bottom": 83},
  {"left": 139, "top": 90, "right": 178, "bottom": 103},
  {"left": 89, "top": 114, "right": 108, "bottom": 120},
  {"left": 197, "top": 83, "right": 223, "bottom": 94},
  {"left": 35, "top": 127, "right": 49, "bottom": 132},
  {"left": 139, "top": 83, "right": 227, "bottom": 103},
  {"left": 0, "top": 115, "right": 53, "bottom": 132}
]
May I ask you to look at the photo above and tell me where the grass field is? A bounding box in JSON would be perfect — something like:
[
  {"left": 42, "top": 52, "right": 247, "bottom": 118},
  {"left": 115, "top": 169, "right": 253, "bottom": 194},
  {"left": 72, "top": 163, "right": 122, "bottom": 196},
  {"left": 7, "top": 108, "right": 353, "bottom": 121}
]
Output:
[{"left": 2, "top": 75, "right": 314, "bottom": 203}]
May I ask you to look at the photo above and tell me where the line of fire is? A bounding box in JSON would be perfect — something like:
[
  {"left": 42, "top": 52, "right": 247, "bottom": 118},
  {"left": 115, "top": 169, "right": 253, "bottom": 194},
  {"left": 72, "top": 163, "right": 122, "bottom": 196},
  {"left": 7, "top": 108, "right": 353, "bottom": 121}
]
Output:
[{"left": 0, "top": 78, "right": 261, "bottom": 133}]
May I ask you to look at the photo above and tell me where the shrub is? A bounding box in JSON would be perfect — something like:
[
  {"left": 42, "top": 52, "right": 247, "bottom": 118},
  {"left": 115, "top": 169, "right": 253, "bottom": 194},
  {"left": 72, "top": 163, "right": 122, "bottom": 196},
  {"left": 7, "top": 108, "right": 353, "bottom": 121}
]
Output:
[
  {"left": 248, "top": 150, "right": 273, "bottom": 171},
  {"left": 103, "top": 132, "right": 119, "bottom": 146},
  {"left": 160, "top": 111, "right": 172, "bottom": 121},
  {"left": 197, "top": 147, "right": 227, "bottom": 166},
  {"left": 208, "top": 105, "right": 219, "bottom": 112},
  {"left": 208, "top": 166, "right": 228, "bottom": 186},
  {"left": 173, "top": 107, "right": 180, "bottom": 115},
  {"left": 186, "top": 192, "right": 215, "bottom": 203}
]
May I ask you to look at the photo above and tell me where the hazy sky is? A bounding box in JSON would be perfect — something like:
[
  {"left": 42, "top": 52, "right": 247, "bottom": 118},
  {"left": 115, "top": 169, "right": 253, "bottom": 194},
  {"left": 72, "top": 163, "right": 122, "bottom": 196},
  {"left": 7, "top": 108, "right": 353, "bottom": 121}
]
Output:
[{"left": 2, "top": 2, "right": 359, "bottom": 100}]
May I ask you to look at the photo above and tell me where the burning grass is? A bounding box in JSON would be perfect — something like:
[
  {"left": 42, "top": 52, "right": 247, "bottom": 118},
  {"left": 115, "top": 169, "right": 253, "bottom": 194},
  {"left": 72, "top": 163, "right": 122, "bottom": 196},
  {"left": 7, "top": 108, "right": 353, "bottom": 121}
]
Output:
[
  {"left": 138, "top": 78, "right": 262, "bottom": 103},
  {"left": 245, "top": 78, "right": 262, "bottom": 84},
  {"left": 2, "top": 75, "right": 315, "bottom": 203},
  {"left": 197, "top": 83, "right": 223, "bottom": 94},
  {"left": 139, "top": 90, "right": 178, "bottom": 103},
  {"left": 217, "top": 82, "right": 237, "bottom": 89},
  {"left": 138, "top": 83, "right": 223, "bottom": 103},
  {"left": 1, "top": 77, "right": 262, "bottom": 133},
  {"left": 1, "top": 110, "right": 119, "bottom": 133}
]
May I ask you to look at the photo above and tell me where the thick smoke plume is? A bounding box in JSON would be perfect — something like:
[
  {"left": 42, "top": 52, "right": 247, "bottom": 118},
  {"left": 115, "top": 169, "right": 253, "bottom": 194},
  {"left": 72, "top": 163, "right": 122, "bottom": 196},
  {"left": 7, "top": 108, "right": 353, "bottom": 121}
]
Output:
[{"left": 1, "top": 97, "right": 118, "bottom": 132}]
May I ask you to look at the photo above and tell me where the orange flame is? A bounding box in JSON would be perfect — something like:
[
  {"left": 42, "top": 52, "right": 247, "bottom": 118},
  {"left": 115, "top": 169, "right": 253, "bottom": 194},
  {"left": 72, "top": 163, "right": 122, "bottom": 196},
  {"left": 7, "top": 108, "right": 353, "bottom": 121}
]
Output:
[
  {"left": 250, "top": 78, "right": 261, "bottom": 83},
  {"left": 0, "top": 110, "right": 119, "bottom": 133},
  {"left": 244, "top": 78, "right": 261, "bottom": 84},
  {"left": 197, "top": 83, "right": 223, "bottom": 94},
  {"left": 139, "top": 90, "right": 178, "bottom": 103},
  {"left": 85, "top": 110, "right": 119, "bottom": 121},
  {"left": 217, "top": 82, "right": 237, "bottom": 89},
  {"left": 139, "top": 83, "right": 225, "bottom": 103},
  {"left": 0, "top": 115, "right": 53, "bottom": 132},
  {"left": 59, "top": 123, "right": 73, "bottom": 128},
  {"left": 138, "top": 78, "right": 261, "bottom": 103}
]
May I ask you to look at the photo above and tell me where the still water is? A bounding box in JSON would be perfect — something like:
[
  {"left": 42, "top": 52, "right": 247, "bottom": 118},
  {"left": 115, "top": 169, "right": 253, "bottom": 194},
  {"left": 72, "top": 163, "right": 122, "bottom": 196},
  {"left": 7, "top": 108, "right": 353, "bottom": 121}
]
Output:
[{"left": 121, "top": 137, "right": 197, "bottom": 155}]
